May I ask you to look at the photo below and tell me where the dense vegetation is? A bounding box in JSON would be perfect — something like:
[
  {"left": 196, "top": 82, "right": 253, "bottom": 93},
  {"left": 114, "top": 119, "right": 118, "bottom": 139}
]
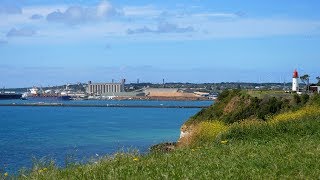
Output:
[
  {"left": 187, "top": 89, "right": 317, "bottom": 125},
  {"left": 2, "top": 90, "right": 320, "bottom": 179}
]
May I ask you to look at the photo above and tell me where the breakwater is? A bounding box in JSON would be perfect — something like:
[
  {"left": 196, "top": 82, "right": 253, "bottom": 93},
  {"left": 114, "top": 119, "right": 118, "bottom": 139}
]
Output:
[{"left": 0, "top": 103, "right": 209, "bottom": 109}]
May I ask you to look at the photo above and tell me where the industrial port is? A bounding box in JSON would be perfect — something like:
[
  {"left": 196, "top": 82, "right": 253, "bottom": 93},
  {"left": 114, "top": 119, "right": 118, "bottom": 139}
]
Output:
[
  {"left": 2, "top": 70, "right": 320, "bottom": 101},
  {"left": 1, "top": 79, "right": 217, "bottom": 101}
]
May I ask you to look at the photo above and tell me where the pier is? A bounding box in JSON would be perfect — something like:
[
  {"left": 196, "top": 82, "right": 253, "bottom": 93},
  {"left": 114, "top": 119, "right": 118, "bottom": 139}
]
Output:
[{"left": 0, "top": 103, "right": 209, "bottom": 109}]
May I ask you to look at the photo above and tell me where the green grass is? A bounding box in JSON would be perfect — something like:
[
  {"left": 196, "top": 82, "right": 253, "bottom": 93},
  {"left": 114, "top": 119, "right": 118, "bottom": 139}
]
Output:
[
  {"left": 247, "top": 90, "right": 292, "bottom": 99},
  {"left": 7, "top": 109, "right": 320, "bottom": 179}
]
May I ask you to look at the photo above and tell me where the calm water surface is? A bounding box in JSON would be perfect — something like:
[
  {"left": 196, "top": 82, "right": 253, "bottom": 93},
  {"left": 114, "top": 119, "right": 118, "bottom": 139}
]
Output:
[{"left": 0, "top": 100, "right": 212, "bottom": 173}]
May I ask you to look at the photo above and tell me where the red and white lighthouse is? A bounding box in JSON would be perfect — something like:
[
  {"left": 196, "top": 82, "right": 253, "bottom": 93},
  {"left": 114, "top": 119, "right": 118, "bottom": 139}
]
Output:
[{"left": 292, "top": 69, "right": 299, "bottom": 92}]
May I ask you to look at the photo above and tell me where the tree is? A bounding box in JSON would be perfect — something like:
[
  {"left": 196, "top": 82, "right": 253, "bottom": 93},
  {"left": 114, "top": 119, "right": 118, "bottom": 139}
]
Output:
[
  {"left": 300, "top": 74, "right": 310, "bottom": 93},
  {"left": 317, "top": 76, "right": 320, "bottom": 86}
]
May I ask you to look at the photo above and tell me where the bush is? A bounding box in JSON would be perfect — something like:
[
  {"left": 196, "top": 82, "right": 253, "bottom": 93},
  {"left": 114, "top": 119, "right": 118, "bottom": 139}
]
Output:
[
  {"left": 293, "top": 94, "right": 301, "bottom": 105},
  {"left": 190, "top": 121, "right": 228, "bottom": 145},
  {"left": 301, "top": 94, "right": 310, "bottom": 104},
  {"left": 222, "top": 111, "right": 320, "bottom": 142},
  {"left": 309, "top": 93, "right": 320, "bottom": 105},
  {"left": 187, "top": 89, "right": 243, "bottom": 125},
  {"left": 188, "top": 90, "right": 316, "bottom": 125}
]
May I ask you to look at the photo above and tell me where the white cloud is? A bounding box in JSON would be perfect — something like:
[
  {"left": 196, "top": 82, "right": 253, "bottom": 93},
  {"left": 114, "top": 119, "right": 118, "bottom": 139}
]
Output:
[
  {"left": 0, "top": 2, "right": 319, "bottom": 43},
  {"left": 46, "top": 1, "right": 120, "bottom": 25},
  {"left": 23, "top": 5, "right": 68, "bottom": 16},
  {"left": 123, "top": 5, "right": 162, "bottom": 17},
  {"left": 97, "top": 1, "right": 116, "bottom": 18},
  {"left": 192, "top": 13, "right": 239, "bottom": 18},
  {"left": 127, "top": 22, "right": 194, "bottom": 34},
  {"left": 30, "top": 14, "right": 43, "bottom": 20}
]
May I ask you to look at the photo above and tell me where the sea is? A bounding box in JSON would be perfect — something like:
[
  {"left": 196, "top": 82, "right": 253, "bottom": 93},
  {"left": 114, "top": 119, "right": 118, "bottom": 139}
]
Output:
[{"left": 0, "top": 99, "right": 213, "bottom": 173}]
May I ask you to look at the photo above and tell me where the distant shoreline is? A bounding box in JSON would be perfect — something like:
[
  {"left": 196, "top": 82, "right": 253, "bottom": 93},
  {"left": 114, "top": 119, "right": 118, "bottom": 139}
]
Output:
[
  {"left": 111, "top": 96, "right": 212, "bottom": 101},
  {"left": 0, "top": 103, "right": 209, "bottom": 109}
]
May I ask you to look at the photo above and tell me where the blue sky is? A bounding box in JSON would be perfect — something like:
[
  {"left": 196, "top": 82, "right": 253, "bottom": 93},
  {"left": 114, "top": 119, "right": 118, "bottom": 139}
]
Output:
[{"left": 0, "top": 0, "right": 320, "bottom": 87}]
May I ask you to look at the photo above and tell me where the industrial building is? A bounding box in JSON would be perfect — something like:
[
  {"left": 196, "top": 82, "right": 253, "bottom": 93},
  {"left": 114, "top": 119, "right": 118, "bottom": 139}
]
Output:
[
  {"left": 87, "top": 79, "right": 125, "bottom": 95},
  {"left": 310, "top": 86, "right": 320, "bottom": 93}
]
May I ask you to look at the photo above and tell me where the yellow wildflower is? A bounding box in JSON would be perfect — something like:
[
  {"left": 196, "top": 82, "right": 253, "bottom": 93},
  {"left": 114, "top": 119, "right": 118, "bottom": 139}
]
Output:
[
  {"left": 191, "top": 149, "right": 195, "bottom": 152},
  {"left": 38, "top": 169, "right": 43, "bottom": 173},
  {"left": 221, "top": 140, "right": 228, "bottom": 144},
  {"left": 43, "top": 168, "right": 48, "bottom": 171},
  {"left": 133, "top": 158, "right": 139, "bottom": 161},
  {"left": 4, "top": 172, "right": 8, "bottom": 177}
]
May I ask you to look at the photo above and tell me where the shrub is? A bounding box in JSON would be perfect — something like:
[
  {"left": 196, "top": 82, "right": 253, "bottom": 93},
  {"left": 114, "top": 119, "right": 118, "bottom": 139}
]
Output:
[
  {"left": 293, "top": 94, "right": 301, "bottom": 105},
  {"left": 309, "top": 93, "right": 320, "bottom": 105},
  {"left": 221, "top": 109, "right": 320, "bottom": 142},
  {"left": 190, "top": 121, "right": 228, "bottom": 145},
  {"left": 270, "top": 105, "right": 320, "bottom": 124},
  {"left": 301, "top": 94, "right": 310, "bottom": 104},
  {"left": 187, "top": 89, "right": 243, "bottom": 125},
  {"left": 188, "top": 90, "right": 315, "bottom": 125}
]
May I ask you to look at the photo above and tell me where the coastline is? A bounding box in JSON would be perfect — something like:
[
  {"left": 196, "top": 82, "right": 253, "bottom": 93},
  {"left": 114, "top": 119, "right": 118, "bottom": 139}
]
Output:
[
  {"left": 0, "top": 103, "right": 209, "bottom": 109},
  {"left": 107, "top": 96, "right": 212, "bottom": 101}
]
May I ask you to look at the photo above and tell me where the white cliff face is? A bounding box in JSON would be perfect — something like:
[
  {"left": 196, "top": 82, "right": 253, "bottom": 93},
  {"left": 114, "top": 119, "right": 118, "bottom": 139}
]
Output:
[
  {"left": 177, "top": 124, "right": 195, "bottom": 146},
  {"left": 179, "top": 131, "right": 189, "bottom": 139}
]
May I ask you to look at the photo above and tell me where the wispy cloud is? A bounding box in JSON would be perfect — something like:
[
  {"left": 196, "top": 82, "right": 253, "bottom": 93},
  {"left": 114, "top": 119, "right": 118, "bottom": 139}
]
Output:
[
  {"left": 46, "top": 1, "right": 120, "bottom": 25},
  {"left": 192, "top": 13, "right": 239, "bottom": 18},
  {"left": 127, "top": 22, "right": 194, "bottom": 34},
  {"left": 6, "top": 27, "right": 36, "bottom": 37},
  {"left": 123, "top": 5, "right": 162, "bottom": 17},
  {"left": 30, "top": 14, "right": 43, "bottom": 20},
  {"left": 0, "top": 1, "right": 319, "bottom": 43}
]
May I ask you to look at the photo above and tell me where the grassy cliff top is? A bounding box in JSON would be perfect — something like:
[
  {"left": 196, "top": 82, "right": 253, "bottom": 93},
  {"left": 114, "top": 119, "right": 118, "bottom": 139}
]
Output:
[{"left": 186, "top": 89, "right": 318, "bottom": 125}]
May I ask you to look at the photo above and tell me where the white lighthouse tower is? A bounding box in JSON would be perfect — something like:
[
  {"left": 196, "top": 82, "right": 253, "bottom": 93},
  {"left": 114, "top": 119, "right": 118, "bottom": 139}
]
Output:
[{"left": 292, "top": 69, "right": 299, "bottom": 92}]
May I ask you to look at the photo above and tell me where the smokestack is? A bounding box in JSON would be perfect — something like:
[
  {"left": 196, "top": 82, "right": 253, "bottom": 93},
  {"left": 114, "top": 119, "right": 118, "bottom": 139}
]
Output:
[{"left": 163, "top": 79, "right": 165, "bottom": 88}]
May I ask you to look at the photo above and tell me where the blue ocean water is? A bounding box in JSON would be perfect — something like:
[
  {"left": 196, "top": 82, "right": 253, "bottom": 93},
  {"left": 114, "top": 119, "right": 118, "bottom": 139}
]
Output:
[{"left": 0, "top": 100, "right": 212, "bottom": 173}]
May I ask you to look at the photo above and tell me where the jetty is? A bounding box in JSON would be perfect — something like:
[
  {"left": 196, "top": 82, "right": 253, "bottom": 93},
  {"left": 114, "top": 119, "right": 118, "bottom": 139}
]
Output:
[{"left": 0, "top": 103, "right": 209, "bottom": 109}]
